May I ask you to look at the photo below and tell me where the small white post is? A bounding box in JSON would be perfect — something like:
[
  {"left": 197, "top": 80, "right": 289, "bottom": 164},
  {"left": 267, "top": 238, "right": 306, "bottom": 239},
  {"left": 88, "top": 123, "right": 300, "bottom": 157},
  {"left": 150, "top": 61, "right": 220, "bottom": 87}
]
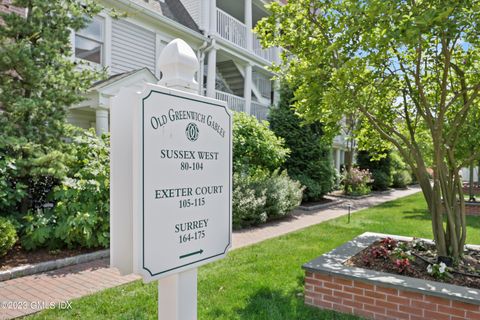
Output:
[
  {"left": 156, "top": 38, "right": 200, "bottom": 320},
  {"left": 158, "top": 268, "right": 197, "bottom": 320},
  {"left": 95, "top": 108, "right": 109, "bottom": 135}
]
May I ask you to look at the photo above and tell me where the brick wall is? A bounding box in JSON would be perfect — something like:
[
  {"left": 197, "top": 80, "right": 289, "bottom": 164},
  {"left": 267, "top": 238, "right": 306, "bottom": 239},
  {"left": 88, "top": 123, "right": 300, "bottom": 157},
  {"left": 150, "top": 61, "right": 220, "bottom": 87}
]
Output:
[
  {"left": 0, "top": 0, "right": 26, "bottom": 16},
  {"left": 305, "top": 271, "right": 480, "bottom": 320},
  {"left": 464, "top": 186, "right": 480, "bottom": 196},
  {"left": 441, "top": 201, "right": 480, "bottom": 216},
  {"left": 466, "top": 203, "right": 480, "bottom": 216}
]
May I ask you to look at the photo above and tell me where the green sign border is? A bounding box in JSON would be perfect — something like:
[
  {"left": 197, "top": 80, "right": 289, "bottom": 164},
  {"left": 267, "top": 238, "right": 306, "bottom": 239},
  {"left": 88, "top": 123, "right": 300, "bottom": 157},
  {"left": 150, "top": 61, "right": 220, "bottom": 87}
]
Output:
[{"left": 142, "top": 89, "right": 232, "bottom": 277}]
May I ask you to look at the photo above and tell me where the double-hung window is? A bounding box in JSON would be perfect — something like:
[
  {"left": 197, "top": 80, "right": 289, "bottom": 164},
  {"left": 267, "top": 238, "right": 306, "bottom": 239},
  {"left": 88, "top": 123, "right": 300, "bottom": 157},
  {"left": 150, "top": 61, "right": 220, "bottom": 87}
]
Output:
[{"left": 75, "top": 16, "right": 104, "bottom": 65}]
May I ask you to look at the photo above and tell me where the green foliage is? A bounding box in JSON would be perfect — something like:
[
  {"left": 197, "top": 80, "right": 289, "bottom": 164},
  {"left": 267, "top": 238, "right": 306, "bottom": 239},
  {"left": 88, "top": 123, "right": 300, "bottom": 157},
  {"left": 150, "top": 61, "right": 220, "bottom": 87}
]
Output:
[
  {"left": 356, "top": 151, "right": 392, "bottom": 191},
  {"left": 255, "top": 0, "right": 480, "bottom": 257},
  {"left": 0, "top": 0, "right": 103, "bottom": 218},
  {"left": 233, "top": 112, "right": 289, "bottom": 174},
  {"left": 391, "top": 152, "right": 413, "bottom": 188},
  {"left": 269, "top": 85, "right": 335, "bottom": 201},
  {"left": 0, "top": 217, "right": 18, "bottom": 257},
  {"left": 19, "top": 128, "right": 110, "bottom": 250},
  {"left": 52, "top": 127, "right": 110, "bottom": 249},
  {"left": 20, "top": 209, "right": 57, "bottom": 250},
  {"left": 264, "top": 170, "right": 304, "bottom": 219},
  {"left": 232, "top": 169, "right": 304, "bottom": 229},
  {"left": 342, "top": 168, "right": 372, "bottom": 196},
  {"left": 232, "top": 172, "right": 267, "bottom": 229},
  {"left": 392, "top": 170, "right": 413, "bottom": 189},
  {"left": 232, "top": 113, "right": 303, "bottom": 228}
]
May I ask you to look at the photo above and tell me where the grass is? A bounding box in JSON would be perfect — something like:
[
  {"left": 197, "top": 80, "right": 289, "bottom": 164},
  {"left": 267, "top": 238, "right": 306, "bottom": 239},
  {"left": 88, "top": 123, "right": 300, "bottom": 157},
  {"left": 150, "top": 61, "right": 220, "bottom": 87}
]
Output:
[{"left": 25, "top": 192, "right": 480, "bottom": 320}]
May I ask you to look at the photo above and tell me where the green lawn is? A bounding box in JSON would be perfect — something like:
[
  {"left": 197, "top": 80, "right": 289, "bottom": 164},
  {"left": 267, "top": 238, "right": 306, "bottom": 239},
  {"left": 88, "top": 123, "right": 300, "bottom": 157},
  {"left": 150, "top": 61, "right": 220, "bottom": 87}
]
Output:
[{"left": 26, "top": 192, "right": 480, "bottom": 320}]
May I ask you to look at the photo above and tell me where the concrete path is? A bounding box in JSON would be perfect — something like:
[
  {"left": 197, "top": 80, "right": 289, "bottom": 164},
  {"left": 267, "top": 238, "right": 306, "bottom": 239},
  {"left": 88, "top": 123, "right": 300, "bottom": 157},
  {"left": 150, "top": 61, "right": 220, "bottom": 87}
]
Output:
[{"left": 0, "top": 186, "right": 421, "bottom": 319}]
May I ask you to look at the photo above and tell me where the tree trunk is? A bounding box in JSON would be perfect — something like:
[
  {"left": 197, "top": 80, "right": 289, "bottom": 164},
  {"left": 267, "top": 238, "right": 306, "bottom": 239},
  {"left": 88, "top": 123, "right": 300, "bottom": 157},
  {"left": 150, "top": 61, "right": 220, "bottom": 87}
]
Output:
[{"left": 412, "top": 155, "right": 466, "bottom": 259}]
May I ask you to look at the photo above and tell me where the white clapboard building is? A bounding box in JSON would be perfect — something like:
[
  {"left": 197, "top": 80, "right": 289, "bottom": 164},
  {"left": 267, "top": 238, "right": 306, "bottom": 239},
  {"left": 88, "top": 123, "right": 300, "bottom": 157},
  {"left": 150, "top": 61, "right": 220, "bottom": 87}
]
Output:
[{"left": 3, "top": 0, "right": 350, "bottom": 172}]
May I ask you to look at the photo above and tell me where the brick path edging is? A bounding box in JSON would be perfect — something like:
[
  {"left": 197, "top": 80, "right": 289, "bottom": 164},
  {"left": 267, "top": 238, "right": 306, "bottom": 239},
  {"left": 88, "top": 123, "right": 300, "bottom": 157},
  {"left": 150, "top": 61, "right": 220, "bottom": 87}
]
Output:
[
  {"left": 0, "top": 250, "right": 109, "bottom": 282},
  {"left": 303, "top": 232, "right": 480, "bottom": 320}
]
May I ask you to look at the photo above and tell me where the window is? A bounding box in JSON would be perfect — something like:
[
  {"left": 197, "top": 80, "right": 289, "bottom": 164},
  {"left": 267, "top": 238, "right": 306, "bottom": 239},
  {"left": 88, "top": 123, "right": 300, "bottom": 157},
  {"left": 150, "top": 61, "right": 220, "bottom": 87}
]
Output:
[{"left": 75, "top": 16, "right": 104, "bottom": 64}]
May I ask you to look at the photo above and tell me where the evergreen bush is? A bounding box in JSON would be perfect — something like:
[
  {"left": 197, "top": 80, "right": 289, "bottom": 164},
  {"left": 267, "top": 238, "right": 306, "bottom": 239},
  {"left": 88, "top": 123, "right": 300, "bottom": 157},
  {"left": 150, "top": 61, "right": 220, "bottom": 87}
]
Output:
[
  {"left": 356, "top": 150, "right": 393, "bottom": 191},
  {"left": 19, "top": 128, "right": 110, "bottom": 250},
  {"left": 269, "top": 86, "right": 335, "bottom": 201}
]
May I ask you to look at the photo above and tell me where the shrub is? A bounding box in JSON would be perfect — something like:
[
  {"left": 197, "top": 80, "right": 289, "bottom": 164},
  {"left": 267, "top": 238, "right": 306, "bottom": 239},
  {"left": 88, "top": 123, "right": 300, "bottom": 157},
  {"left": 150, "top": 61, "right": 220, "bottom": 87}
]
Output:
[
  {"left": 19, "top": 127, "right": 110, "bottom": 250},
  {"left": 232, "top": 172, "right": 267, "bottom": 229},
  {"left": 52, "top": 127, "right": 110, "bottom": 249},
  {"left": 390, "top": 152, "right": 413, "bottom": 188},
  {"left": 232, "top": 169, "right": 304, "bottom": 228},
  {"left": 0, "top": 217, "right": 17, "bottom": 257},
  {"left": 20, "top": 209, "right": 57, "bottom": 250},
  {"left": 371, "top": 170, "right": 391, "bottom": 191},
  {"left": 392, "top": 170, "right": 412, "bottom": 188},
  {"left": 233, "top": 112, "right": 289, "bottom": 174},
  {"left": 263, "top": 170, "right": 304, "bottom": 219},
  {"left": 343, "top": 167, "right": 372, "bottom": 196},
  {"left": 269, "top": 85, "right": 335, "bottom": 201},
  {"left": 356, "top": 150, "right": 392, "bottom": 191}
]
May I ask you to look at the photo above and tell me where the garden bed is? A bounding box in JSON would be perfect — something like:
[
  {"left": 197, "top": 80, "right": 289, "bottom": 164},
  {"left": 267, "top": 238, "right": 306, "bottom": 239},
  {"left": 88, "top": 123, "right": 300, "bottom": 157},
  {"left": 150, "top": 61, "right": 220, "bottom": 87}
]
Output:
[
  {"left": 347, "top": 237, "right": 480, "bottom": 289},
  {"left": 303, "top": 232, "right": 480, "bottom": 320},
  {"left": 0, "top": 244, "right": 103, "bottom": 271}
]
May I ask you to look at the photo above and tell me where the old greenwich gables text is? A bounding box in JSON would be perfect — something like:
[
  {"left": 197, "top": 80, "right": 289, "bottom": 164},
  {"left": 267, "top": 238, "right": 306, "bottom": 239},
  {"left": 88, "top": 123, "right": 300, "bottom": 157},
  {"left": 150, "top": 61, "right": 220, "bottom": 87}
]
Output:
[{"left": 150, "top": 108, "right": 226, "bottom": 138}]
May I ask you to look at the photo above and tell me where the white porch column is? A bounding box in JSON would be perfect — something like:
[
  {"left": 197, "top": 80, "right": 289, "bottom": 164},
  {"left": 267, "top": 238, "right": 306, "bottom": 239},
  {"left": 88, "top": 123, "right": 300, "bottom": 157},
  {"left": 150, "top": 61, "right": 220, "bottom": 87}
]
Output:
[
  {"left": 244, "top": 63, "right": 252, "bottom": 115},
  {"left": 245, "top": 0, "right": 253, "bottom": 51},
  {"left": 206, "top": 48, "right": 217, "bottom": 98},
  {"left": 335, "top": 148, "right": 341, "bottom": 172},
  {"left": 209, "top": 0, "right": 217, "bottom": 35},
  {"left": 273, "top": 79, "right": 280, "bottom": 107},
  {"left": 95, "top": 108, "right": 109, "bottom": 135}
]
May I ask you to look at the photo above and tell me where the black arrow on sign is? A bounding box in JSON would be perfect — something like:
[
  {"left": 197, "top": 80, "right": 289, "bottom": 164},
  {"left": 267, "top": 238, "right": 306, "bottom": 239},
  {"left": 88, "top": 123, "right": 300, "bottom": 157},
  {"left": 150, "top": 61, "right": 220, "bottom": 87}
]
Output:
[{"left": 179, "top": 249, "right": 204, "bottom": 259}]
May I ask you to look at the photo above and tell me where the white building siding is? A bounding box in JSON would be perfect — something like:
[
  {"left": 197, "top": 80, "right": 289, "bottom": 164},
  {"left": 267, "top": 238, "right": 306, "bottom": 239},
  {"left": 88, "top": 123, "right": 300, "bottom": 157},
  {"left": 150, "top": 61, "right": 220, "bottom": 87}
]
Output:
[
  {"left": 111, "top": 19, "right": 156, "bottom": 75},
  {"left": 179, "top": 0, "right": 201, "bottom": 26}
]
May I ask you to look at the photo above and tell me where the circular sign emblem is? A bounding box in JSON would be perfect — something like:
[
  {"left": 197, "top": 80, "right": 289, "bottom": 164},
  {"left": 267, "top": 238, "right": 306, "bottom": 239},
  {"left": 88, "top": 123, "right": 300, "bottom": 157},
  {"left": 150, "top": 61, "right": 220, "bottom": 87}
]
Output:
[{"left": 185, "top": 122, "right": 199, "bottom": 141}]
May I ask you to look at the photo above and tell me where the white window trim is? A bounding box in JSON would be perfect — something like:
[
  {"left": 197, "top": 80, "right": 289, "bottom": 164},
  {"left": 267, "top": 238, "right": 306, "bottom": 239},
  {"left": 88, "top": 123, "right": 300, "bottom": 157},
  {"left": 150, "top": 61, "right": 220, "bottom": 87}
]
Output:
[{"left": 71, "top": 11, "right": 109, "bottom": 70}]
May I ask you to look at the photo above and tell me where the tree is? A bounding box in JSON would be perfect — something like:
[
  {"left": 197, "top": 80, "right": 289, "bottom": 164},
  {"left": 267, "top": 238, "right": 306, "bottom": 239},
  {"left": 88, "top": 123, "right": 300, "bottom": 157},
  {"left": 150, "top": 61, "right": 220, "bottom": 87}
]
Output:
[
  {"left": 269, "top": 84, "right": 335, "bottom": 201},
  {"left": 0, "top": 0, "right": 102, "bottom": 215},
  {"left": 256, "top": 0, "right": 480, "bottom": 259}
]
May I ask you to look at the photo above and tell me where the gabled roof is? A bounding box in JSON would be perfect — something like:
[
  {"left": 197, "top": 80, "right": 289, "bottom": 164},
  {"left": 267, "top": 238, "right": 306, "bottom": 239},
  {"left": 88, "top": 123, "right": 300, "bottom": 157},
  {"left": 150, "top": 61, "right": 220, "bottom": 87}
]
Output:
[
  {"left": 90, "top": 68, "right": 158, "bottom": 93},
  {"left": 130, "top": 0, "right": 201, "bottom": 33}
]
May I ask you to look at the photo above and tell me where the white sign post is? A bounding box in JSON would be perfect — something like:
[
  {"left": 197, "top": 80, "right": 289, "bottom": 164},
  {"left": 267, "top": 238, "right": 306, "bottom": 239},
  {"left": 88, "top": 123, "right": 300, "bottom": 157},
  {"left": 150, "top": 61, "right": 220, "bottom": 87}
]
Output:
[{"left": 110, "top": 39, "right": 232, "bottom": 320}]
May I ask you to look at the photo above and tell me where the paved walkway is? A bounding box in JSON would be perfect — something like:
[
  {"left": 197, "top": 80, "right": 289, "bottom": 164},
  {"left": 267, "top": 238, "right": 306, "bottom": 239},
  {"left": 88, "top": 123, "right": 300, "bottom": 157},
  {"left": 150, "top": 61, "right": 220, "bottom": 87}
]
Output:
[{"left": 0, "top": 187, "right": 421, "bottom": 319}]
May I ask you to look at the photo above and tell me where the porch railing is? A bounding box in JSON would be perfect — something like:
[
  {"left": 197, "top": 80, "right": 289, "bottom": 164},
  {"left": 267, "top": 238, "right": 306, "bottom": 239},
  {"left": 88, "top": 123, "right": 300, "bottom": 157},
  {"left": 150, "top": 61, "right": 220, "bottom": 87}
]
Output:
[
  {"left": 251, "top": 101, "right": 269, "bottom": 121},
  {"left": 253, "top": 35, "right": 276, "bottom": 63},
  {"left": 216, "top": 9, "right": 277, "bottom": 63},
  {"left": 252, "top": 72, "right": 272, "bottom": 99},
  {"left": 216, "top": 8, "right": 247, "bottom": 49},
  {"left": 215, "top": 90, "right": 246, "bottom": 113}
]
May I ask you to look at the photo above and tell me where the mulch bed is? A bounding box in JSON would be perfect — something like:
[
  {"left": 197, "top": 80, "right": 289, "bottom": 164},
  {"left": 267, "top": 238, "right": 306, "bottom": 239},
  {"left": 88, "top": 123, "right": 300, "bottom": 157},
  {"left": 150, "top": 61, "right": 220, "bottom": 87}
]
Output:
[
  {"left": 0, "top": 244, "right": 103, "bottom": 271},
  {"left": 346, "top": 237, "right": 480, "bottom": 290}
]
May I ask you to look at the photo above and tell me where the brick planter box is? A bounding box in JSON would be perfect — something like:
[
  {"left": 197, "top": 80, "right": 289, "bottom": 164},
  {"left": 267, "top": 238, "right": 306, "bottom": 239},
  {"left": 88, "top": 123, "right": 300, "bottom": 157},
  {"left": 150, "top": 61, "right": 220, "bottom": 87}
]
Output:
[
  {"left": 303, "top": 232, "right": 480, "bottom": 320},
  {"left": 463, "top": 186, "right": 480, "bottom": 196},
  {"left": 466, "top": 202, "right": 480, "bottom": 216}
]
